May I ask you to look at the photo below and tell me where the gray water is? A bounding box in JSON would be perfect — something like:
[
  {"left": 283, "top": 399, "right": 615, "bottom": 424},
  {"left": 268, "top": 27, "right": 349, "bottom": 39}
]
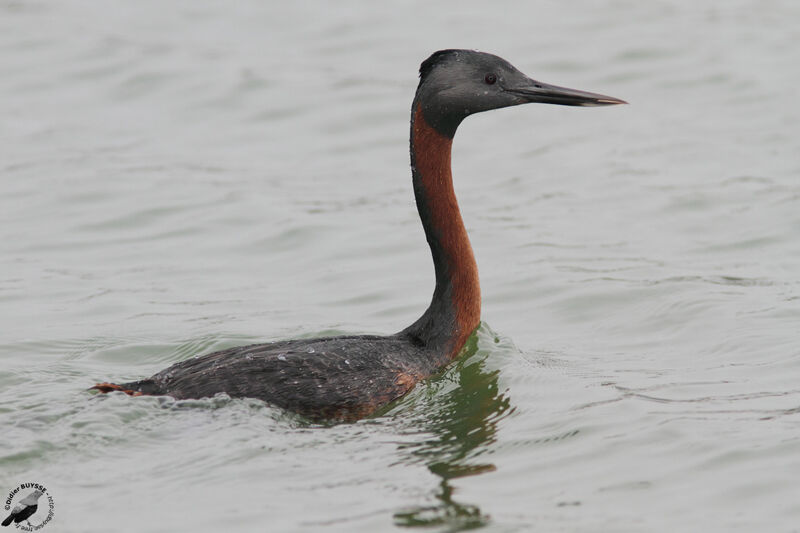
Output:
[{"left": 1, "top": 1, "right": 799, "bottom": 531}]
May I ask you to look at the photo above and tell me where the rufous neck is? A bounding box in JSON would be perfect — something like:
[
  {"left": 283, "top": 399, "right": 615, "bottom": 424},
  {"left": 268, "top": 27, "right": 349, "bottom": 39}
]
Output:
[{"left": 403, "top": 103, "right": 480, "bottom": 358}]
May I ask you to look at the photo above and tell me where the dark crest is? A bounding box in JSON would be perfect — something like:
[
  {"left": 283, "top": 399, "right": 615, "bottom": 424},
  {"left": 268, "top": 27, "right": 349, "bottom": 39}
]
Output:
[{"left": 418, "top": 49, "right": 462, "bottom": 80}]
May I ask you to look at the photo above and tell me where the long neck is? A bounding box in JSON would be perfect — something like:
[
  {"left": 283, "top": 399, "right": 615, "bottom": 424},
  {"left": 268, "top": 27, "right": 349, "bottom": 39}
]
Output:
[{"left": 402, "top": 103, "right": 481, "bottom": 361}]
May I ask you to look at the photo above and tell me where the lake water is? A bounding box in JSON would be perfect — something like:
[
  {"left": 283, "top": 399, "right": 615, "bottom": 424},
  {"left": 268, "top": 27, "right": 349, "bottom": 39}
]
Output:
[{"left": 1, "top": 1, "right": 799, "bottom": 531}]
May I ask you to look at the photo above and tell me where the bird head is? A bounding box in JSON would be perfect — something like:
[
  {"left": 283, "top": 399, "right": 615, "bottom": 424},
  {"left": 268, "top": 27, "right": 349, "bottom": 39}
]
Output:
[{"left": 414, "top": 49, "right": 626, "bottom": 137}]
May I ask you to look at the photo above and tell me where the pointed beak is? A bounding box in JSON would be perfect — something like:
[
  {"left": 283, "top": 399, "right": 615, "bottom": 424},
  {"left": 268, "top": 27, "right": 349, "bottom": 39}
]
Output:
[{"left": 505, "top": 78, "right": 627, "bottom": 107}]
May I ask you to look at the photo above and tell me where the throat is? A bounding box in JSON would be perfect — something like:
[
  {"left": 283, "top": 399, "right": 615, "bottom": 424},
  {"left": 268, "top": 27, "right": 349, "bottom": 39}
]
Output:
[{"left": 403, "top": 104, "right": 481, "bottom": 360}]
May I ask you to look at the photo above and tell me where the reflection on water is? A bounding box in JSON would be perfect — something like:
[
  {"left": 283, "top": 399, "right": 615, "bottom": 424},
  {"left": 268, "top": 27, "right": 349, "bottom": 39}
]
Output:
[{"left": 393, "top": 330, "right": 513, "bottom": 530}]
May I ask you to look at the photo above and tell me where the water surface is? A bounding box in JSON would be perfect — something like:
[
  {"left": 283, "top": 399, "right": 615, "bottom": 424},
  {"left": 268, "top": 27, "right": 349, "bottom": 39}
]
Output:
[{"left": 1, "top": 1, "right": 799, "bottom": 531}]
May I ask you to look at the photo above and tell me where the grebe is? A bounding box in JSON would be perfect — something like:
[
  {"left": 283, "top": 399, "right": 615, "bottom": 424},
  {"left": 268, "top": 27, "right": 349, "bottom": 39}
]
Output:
[{"left": 92, "top": 50, "right": 625, "bottom": 421}]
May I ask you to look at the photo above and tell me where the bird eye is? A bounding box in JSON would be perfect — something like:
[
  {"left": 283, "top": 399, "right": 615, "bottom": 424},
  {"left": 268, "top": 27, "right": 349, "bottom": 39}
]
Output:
[{"left": 484, "top": 73, "right": 497, "bottom": 85}]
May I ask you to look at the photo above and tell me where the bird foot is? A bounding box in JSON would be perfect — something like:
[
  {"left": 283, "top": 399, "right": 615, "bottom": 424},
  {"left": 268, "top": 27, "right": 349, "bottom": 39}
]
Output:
[{"left": 90, "top": 382, "right": 143, "bottom": 396}]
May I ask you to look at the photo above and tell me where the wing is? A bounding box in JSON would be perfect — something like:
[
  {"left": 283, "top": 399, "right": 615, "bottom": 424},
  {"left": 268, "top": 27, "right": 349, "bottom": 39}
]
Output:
[
  {"left": 14, "top": 505, "right": 37, "bottom": 523},
  {"left": 146, "top": 335, "right": 431, "bottom": 419}
]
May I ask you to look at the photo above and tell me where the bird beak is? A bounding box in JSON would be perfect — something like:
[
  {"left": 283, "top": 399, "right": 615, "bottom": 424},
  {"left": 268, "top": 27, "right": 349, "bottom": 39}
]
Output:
[{"left": 506, "top": 78, "right": 627, "bottom": 107}]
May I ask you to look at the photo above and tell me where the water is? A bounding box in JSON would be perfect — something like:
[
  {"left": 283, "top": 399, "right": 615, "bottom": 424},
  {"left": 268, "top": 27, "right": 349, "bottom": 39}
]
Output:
[{"left": 1, "top": 1, "right": 799, "bottom": 531}]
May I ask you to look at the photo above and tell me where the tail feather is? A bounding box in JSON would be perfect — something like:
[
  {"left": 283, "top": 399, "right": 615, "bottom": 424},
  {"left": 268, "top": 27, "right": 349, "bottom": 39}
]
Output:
[{"left": 2, "top": 513, "right": 14, "bottom": 526}]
